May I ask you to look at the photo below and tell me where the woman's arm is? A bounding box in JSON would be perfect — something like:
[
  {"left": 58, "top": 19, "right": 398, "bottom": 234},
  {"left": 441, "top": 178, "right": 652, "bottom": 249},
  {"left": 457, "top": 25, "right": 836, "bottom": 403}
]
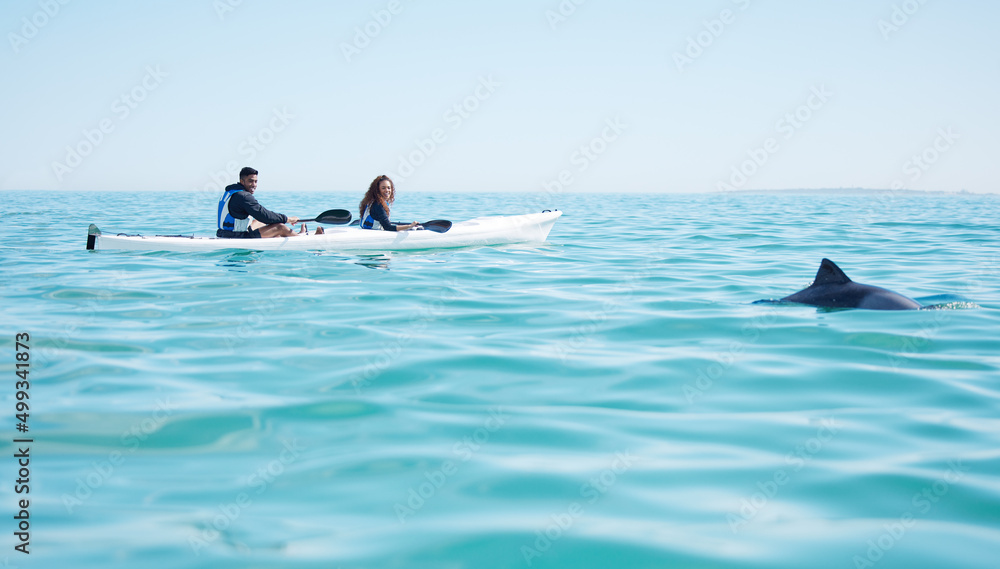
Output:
[{"left": 371, "top": 202, "right": 418, "bottom": 231}]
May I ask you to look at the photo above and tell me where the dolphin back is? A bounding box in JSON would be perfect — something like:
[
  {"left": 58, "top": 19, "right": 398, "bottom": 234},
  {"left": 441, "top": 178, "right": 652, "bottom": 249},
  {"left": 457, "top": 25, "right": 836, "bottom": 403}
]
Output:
[
  {"left": 813, "top": 258, "right": 852, "bottom": 286},
  {"left": 779, "top": 259, "right": 921, "bottom": 310}
]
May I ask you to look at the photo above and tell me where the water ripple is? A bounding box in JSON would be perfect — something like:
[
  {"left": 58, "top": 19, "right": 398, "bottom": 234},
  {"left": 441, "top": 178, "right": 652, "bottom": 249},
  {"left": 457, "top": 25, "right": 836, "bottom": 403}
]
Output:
[{"left": 3, "top": 191, "right": 998, "bottom": 568}]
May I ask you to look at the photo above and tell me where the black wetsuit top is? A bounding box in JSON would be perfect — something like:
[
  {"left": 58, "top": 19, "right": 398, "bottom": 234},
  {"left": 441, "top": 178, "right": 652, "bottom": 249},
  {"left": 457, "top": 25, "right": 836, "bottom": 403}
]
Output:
[
  {"left": 217, "top": 184, "right": 287, "bottom": 238},
  {"left": 360, "top": 201, "right": 399, "bottom": 231}
]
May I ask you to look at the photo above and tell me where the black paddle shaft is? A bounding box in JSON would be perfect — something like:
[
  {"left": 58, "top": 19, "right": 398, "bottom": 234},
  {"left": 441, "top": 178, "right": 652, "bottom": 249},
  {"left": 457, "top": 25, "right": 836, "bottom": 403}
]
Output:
[{"left": 392, "top": 219, "right": 452, "bottom": 233}]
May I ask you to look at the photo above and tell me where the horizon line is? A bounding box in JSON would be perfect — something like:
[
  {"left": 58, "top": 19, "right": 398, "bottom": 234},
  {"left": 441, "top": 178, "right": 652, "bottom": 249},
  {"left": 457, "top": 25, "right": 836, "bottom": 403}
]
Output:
[{"left": 0, "top": 187, "right": 995, "bottom": 195}]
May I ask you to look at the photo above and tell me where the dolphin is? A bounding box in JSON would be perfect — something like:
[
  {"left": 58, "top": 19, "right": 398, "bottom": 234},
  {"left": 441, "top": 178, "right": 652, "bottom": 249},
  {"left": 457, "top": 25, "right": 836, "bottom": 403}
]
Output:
[{"left": 777, "top": 259, "right": 921, "bottom": 310}]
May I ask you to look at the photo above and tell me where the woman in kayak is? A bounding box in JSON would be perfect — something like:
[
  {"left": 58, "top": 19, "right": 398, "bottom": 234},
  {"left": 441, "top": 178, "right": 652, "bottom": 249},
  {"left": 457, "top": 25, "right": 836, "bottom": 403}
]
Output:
[{"left": 358, "top": 175, "right": 421, "bottom": 231}]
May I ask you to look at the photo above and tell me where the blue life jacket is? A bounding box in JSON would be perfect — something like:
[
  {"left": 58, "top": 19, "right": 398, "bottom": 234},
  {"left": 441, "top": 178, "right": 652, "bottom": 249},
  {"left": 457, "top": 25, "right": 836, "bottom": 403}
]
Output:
[
  {"left": 218, "top": 185, "right": 251, "bottom": 233},
  {"left": 360, "top": 203, "right": 383, "bottom": 230}
]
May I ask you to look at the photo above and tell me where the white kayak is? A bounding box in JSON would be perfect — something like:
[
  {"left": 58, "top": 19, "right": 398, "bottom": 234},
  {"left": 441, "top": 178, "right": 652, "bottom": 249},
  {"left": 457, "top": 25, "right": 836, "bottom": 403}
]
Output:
[{"left": 86, "top": 210, "right": 562, "bottom": 252}]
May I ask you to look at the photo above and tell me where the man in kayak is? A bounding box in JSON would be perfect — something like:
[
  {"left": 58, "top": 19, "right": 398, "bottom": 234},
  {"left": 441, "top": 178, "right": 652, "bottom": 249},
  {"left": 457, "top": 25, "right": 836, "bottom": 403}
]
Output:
[
  {"left": 217, "top": 167, "right": 304, "bottom": 238},
  {"left": 359, "top": 175, "right": 421, "bottom": 231}
]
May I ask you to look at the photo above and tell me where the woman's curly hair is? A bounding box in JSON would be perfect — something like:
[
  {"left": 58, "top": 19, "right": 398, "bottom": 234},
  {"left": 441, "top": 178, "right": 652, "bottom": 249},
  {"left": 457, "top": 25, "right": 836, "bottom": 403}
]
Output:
[{"left": 360, "top": 175, "right": 395, "bottom": 217}]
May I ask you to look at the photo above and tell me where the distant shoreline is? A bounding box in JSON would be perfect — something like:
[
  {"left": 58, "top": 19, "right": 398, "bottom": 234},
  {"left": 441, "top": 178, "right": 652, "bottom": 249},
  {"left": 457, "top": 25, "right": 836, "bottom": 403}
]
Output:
[{"left": 717, "top": 188, "right": 984, "bottom": 196}]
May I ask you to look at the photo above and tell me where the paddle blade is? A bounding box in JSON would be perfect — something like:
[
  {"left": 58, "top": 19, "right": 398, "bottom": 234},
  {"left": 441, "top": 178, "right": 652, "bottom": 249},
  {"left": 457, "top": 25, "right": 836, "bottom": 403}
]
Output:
[
  {"left": 421, "top": 220, "right": 452, "bottom": 233},
  {"left": 314, "top": 209, "right": 352, "bottom": 225}
]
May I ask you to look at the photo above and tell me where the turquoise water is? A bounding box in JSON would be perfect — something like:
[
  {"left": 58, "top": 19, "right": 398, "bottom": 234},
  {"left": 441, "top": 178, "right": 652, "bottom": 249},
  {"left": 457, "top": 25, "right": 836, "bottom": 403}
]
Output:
[{"left": 2, "top": 190, "right": 999, "bottom": 568}]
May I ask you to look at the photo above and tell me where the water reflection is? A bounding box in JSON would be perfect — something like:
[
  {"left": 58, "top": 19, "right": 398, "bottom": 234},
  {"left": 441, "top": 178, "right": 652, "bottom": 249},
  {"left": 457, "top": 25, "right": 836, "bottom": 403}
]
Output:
[
  {"left": 354, "top": 253, "right": 392, "bottom": 270},
  {"left": 218, "top": 250, "right": 262, "bottom": 270}
]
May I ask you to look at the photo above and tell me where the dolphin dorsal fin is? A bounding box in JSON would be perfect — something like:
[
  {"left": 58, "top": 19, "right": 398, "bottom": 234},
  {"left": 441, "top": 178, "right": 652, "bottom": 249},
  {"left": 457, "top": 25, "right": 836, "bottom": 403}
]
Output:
[{"left": 813, "top": 258, "right": 852, "bottom": 285}]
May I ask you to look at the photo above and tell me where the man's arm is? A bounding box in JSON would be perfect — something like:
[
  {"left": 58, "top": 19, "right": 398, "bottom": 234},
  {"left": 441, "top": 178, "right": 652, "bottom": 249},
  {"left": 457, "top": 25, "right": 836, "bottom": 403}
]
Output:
[{"left": 233, "top": 192, "right": 288, "bottom": 225}]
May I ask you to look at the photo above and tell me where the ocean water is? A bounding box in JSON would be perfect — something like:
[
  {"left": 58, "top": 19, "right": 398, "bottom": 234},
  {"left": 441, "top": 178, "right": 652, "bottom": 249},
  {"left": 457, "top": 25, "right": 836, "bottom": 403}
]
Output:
[{"left": 1, "top": 190, "right": 999, "bottom": 569}]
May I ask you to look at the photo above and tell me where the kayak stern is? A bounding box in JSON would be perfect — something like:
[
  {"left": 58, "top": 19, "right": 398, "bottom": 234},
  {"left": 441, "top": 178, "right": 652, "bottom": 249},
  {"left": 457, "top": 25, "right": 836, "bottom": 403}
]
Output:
[{"left": 86, "top": 224, "right": 101, "bottom": 250}]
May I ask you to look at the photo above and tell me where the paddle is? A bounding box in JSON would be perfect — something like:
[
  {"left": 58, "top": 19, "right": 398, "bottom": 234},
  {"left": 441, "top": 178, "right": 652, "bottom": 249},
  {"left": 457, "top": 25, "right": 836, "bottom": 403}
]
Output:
[
  {"left": 298, "top": 209, "right": 352, "bottom": 225},
  {"left": 419, "top": 220, "right": 452, "bottom": 233},
  {"left": 393, "top": 219, "right": 452, "bottom": 233}
]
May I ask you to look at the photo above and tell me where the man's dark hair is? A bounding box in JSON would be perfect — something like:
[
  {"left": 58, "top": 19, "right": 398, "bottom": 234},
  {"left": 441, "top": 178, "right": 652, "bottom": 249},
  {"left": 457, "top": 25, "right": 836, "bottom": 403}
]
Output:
[{"left": 239, "top": 167, "right": 258, "bottom": 179}]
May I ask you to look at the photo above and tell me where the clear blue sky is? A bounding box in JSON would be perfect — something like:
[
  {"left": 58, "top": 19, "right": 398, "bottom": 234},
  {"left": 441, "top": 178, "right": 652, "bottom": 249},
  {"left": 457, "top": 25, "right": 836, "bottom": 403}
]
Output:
[{"left": 1, "top": 0, "right": 997, "bottom": 193}]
